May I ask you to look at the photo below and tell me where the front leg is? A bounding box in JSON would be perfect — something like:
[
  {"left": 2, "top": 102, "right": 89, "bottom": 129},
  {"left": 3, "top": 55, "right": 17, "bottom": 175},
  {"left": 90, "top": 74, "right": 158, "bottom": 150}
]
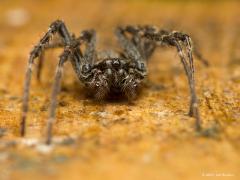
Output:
[
  {"left": 46, "top": 48, "right": 70, "bottom": 144},
  {"left": 20, "top": 20, "right": 74, "bottom": 136},
  {"left": 121, "top": 25, "right": 208, "bottom": 66},
  {"left": 36, "top": 31, "right": 94, "bottom": 82},
  {"left": 36, "top": 39, "right": 65, "bottom": 81},
  {"left": 36, "top": 34, "right": 81, "bottom": 81},
  {"left": 143, "top": 29, "right": 201, "bottom": 131}
]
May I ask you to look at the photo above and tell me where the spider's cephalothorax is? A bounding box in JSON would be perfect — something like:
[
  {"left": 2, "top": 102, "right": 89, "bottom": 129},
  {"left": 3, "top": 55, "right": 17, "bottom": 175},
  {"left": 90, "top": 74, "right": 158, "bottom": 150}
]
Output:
[
  {"left": 80, "top": 58, "right": 146, "bottom": 100},
  {"left": 20, "top": 20, "right": 207, "bottom": 144}
]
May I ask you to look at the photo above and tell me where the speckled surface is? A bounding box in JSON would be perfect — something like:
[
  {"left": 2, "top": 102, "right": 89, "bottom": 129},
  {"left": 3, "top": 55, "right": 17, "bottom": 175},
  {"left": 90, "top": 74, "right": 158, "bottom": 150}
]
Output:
[{"left": 0, "top": 0, "right": 239, "bottom": 180}]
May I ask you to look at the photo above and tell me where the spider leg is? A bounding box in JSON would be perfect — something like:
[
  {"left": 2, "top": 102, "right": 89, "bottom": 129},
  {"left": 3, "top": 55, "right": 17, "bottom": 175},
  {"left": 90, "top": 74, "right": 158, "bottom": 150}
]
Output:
[
  {"left": 46, "top": 48, "right": 70, "bottom": 144},
  {"left": 36, "top": 34, "right": 80, "bottom": 81},
  {"left": 81, "top": 30, "right": 97, "bottom": 65},
  {"left": 20, "top": 20, "right": 74, "bottom": 137},
  {"left": 36, "top": 51, "right": 45, "bottom": 81},
  {"left": 193, "top": 46, "right": 209, "bottom": 66},
  {"left": 122, "top": 25, "right": 208, "bottom": 66},
  {"left": 115, "top": 27, "right": 145, "bottom": 62},
  {"left": 73, "top": 29, "right": 97, "bottom": 81},
  {"left": 37, "top": 29, "right": 97, "bottom": 80},
  {"left": 143, "top": 29, "right": 201, "bottom": 130},
  {"left": 37, "top": 29, "right": 97, "bottom": 86},
  {"left": 118, "top": 25, "right": 157, "bottom": 60}
]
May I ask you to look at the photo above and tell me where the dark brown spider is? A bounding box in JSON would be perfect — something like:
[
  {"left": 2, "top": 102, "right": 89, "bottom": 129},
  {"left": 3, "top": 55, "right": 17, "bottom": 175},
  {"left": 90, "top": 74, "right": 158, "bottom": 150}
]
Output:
[{"left": 20, "top": 20, "right": 206, "bottom": 144}]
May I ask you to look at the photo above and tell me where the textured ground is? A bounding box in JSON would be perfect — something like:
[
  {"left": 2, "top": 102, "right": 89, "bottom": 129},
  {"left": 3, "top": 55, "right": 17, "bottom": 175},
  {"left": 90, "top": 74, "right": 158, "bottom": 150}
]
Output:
[{"left": 0, "top": 0, "right": 240, "bottom": 180}]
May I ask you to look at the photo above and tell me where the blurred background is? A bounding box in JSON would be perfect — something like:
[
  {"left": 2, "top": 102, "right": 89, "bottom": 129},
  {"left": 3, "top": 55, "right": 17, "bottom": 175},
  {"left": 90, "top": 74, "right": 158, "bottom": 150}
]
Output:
[{"left": 0, "top": 0, "right": 239, "bottom": 180}]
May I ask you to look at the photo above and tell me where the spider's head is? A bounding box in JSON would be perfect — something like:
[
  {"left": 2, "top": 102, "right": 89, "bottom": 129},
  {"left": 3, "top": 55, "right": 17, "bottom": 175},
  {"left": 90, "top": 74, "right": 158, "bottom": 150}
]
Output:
[{"left": 81, "top": 60, "right": 146, "bottom": 100}]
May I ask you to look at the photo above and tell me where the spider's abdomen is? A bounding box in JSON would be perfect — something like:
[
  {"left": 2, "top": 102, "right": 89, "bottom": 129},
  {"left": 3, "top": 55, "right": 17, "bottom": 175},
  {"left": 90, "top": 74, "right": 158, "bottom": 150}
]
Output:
[{"left": 82, "top": 58, "right": 147, "bottom": 100}]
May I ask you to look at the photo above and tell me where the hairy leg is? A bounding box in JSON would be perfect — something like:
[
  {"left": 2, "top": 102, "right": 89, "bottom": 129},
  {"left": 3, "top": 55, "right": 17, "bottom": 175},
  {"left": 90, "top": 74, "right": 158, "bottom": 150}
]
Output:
[
  {"left": 73, "top": 30, "right": 97, "bottom": 81},
  {"left": 118, "top": 25, "right": 157, "bottom": 60},
  {"left": 81, "top": 30, "right": 97, "bottom": 65},
  {"left": 121, "top": 25, "right": 208, "bottom": 66},
  {"left": 115, "top": 27, "right": 145, "bottom": 63},
  {"left": 193, "top": 45, "right": 209, "bottom": 66},
  {"left": 46, "top": 48, "right": 70, "bottom": 144},
  {"left": 149, "top": 30, "right": 201, "bottom": 130},
  {"left": 36, "top": 34, "right": 79, "bottom": 81},
  {"left": 20, "top": 20, "right": 74, "bottom": 136}
]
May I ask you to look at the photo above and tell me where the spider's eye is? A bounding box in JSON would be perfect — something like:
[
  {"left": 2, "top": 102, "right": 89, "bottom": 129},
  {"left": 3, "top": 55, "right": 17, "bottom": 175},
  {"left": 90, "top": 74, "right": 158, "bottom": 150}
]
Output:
[
  {"left": 137, "top": 62, "right": 145, "bottom": 71},
  {"left": 82, "top": 64, "right": 91, "bottom": 73},
  {"left": 112, "top": 59, "right": 120, "bottom": 68}
]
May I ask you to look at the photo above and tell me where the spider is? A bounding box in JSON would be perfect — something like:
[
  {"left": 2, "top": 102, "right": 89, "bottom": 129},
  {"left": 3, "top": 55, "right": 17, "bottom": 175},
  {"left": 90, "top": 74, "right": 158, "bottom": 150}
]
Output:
[{"left": 20, "top": 20, "right": 207, "bottom": 144}]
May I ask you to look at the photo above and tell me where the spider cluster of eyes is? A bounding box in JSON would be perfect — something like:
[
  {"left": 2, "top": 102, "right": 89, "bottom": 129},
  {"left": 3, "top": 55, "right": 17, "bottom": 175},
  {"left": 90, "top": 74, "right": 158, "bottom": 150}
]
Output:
[{"left": 80, "top": 58, "right": 146, "bottom": 100}]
